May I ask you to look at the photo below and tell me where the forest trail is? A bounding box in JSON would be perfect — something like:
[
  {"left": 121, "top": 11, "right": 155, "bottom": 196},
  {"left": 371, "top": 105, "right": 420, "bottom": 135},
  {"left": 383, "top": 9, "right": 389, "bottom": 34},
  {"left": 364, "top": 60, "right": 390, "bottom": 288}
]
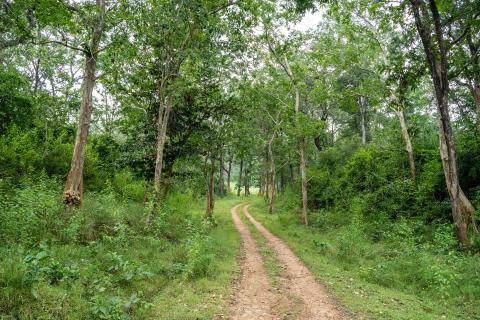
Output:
[
  {"left": 229, "top": 203, "right": 349, "bottom": 320},
  {"left": 229, "top": 203, "right": 278, "bottom": 319}
]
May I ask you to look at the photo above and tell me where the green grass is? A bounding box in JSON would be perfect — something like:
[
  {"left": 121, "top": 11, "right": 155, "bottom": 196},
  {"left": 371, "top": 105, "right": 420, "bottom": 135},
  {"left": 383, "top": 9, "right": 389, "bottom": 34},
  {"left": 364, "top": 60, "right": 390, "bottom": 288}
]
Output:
[
  {"left": 0, "top": 182, "right": 244, "bottom": 320},
  {"left": 142, "top": 197, "right": 242, "bottom": 319},
  {"left": 247, "top": 196, "right": 479, "bottom": 320}
]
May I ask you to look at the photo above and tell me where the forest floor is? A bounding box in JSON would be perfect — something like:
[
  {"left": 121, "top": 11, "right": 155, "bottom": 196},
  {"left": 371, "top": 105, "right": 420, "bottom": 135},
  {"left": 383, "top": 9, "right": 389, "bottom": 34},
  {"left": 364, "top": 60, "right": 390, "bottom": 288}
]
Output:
[{"left": 228, "top": 203, "right": 348, "bottom": 320}]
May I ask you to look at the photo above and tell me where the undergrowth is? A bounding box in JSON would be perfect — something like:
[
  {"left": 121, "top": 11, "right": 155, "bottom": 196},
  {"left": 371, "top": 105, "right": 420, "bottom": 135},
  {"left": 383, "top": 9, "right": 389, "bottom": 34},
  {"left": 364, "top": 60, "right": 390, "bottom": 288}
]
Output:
[
  {"left": 0, "top": 174, "right": 239, "bottom": 319},
  {"left": 250, "top": 195, "right": 480, "bottom": 319}
]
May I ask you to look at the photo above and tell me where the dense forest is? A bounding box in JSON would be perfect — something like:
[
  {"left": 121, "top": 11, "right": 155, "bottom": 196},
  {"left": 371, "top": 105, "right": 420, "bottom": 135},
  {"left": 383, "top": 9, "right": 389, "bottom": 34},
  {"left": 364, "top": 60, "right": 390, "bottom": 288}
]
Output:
[{"left": 1, "top": 0, "right": 479, "bottom": 319}]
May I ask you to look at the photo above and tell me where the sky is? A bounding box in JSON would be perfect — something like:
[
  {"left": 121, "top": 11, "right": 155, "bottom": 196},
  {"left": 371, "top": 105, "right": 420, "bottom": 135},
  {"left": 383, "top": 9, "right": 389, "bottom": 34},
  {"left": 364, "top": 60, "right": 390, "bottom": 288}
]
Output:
[{"left": 294, "top": 9, "right": 325, "bottom": 32}]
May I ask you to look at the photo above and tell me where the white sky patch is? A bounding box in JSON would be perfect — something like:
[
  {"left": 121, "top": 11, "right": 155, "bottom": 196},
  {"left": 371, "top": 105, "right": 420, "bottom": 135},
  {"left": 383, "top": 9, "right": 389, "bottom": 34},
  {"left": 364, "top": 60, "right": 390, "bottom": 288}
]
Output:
[{"left": 294, "top": 9, "right": 325, "bottom": 32}]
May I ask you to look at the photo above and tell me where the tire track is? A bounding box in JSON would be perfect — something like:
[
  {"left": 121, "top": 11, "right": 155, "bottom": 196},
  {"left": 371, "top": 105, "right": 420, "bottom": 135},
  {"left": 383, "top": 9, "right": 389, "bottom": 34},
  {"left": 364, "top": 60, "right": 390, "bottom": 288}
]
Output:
[
  {"left": 229, "top": 204, "right": 278, "bottom": 320},
  {"left": 242, "top": 204, "right": 349, "bottom": 320}
]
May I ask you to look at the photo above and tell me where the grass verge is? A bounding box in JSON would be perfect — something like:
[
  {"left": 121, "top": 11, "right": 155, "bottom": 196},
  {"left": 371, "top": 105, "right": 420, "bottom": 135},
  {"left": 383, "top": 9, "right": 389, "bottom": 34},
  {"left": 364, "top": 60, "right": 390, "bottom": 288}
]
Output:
[
  {"left": 142, "top": 197, "right": 242, "bottom": 319},
  {"left": 0, "top": 182, "right": 242, "bottom": 320},
  {"left": 247, "top": 196, "right": 478, "bottom": 320}
]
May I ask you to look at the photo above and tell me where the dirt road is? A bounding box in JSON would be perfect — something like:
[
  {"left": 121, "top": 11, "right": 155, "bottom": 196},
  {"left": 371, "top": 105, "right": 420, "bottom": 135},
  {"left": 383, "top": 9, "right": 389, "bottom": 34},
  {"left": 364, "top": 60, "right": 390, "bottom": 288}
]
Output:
[{"left": 229, "top": 203, "right": 349, "bottom": 320}]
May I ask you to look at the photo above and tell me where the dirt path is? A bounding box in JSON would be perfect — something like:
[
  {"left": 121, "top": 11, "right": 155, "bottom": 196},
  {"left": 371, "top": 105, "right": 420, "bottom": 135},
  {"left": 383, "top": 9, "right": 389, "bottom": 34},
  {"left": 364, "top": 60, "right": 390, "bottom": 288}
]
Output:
[
  {"left": 229, "top": 203, "right": 349, "bottom": 320},
  {"left": 230, "top": 204, "right": 278, "bottom": 320}
]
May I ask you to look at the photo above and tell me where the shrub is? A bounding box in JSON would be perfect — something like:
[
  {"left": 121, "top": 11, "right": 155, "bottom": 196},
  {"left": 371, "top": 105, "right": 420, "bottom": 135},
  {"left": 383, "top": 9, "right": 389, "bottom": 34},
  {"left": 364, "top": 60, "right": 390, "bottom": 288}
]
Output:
[
  {"left": 312, "top": 239, "right": 331, "bottom": 254},
  {"left": 111, "top": 171, "right": 144, "bottom": 202},
  {"left": 89, "top": 295, "right": 132, "bottom": 320},
  {"left": 182, "top": 234, "right": 216, "bottom": 280},
  {"left": 105, "top": 252, "right": 152, "bottom": 285},
  {"left": 24, "top": 245, "right": 79, "bottom": 287},
  {"left": 0, "top": 174, "right": 64, "bottom": 245}
]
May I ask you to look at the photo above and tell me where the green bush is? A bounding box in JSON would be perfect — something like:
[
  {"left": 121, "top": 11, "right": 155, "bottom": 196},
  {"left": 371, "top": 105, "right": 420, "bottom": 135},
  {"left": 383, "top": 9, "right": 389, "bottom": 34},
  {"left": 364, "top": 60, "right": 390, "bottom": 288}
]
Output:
[
  {"left": 0, "top": 174, "right": 65, "bottom": 245},
  {"left": 182, "top": 234, "right": 216, "bottom": 280},
  {"left": 0, "top": 170, "right": 223, "bottom": 319},
  {"left": 111, "top": 171, "right": 144, "bottom": 202},
  {"left": 0, "top": 127, "right": 43, "bottom": 176},
  {"left": 105, "top": 252, "right": 152, "bottom": 285}
]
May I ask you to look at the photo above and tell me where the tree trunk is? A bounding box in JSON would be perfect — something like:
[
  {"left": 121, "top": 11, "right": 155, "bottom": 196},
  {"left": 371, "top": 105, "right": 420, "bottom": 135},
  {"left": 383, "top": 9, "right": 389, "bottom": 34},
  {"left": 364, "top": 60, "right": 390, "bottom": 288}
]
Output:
[
  {"left": 267, "top": 133, "right": 276, "bottom": 214},
  {"left": 63, "top": 0, "right": 105, "bottom": 206},
  {"left": 284, "top": 56, "right": 308, "bottom": 225},
  {"left": 259, "top": 172, "right": 264, "bottom": 195},
  {"left": 203, "top": 157, "right": 216, "bottom": 218},
  {"left": 208, "top": 157, "right": 215, "bottom": 216},
  {"left": 219, "top": 155, "right": 225, "bottom": 196},
  {"left": 438, "top": 113, "right": 476, "bottom": 243},
  {"left": 265, "top": 171, "right": 270, "bottom": 198},
  {"left": 227, "top": 154, "right": 233, "bottom": 193},
  {"left": 33, "top": 55, "right": 41, "bottom": 94},
  {"left": 299, "top": 137, "right": 308, "bottom": 225},
  {"left": 396, "top": 109, "right": 416, "bottom": 180},
  {"left": 295, "top": 85, "right": 308, "bottom": 225},
  {"left": 244, "top": 164, "right": 250, "bottom": 196},
  {"left": 359, "top": 96, "right": 367, "bottom": 145},
  {"left": 204, "top": 158, "right": 211, "bottom": 217},
  {"left": 237, "top": 158, "right": 243, "bottom": 196},
  {"left": 147, "top": 96, "right": 172, "bottom": 225},
  {"left": 410, "top": 0, "right": 476, "bottom": 245},
  {"left": 153, "top": 96, "right": 173, "bottom": 203}
]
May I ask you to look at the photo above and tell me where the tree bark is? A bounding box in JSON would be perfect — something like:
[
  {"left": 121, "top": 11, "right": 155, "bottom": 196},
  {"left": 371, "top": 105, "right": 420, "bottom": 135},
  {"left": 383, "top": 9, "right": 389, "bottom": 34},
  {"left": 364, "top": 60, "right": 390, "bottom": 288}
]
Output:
[
  {"left": 410, "top": 0, "right": 476, "bottom": 244},
  {"left": 219, "top": 155, "right": 225, "bottom": 196},
  {"left": 147, "top": 95, "right": 173, "bottom": 225},
  {"left": 244, "top": 163, "right": 250, "bottom": 196},
  {"left": 359, "top": 96, "right": 367, "bottom": 145},
  {"left": 207, "top": 157, "right": 215, "bottom": 217},
  {"left": 204, "top": 158, "right": 211, "bottom": 217},
  {"left": 259, "top": 172, "right": 264, "bottom": 196},
  {"left": 153, "top": 96, "right": 173, "bottom": 203},
  {"left": 237, "top": 158, "right": 243, "bottom": 196},
  {"left": 63, "top": 0, "right": 105, "bottom": 206},
  {"left": 210, "top": 158, "right": 215, "bottom": 212},
  {"left": 396, "top": 109, "right": 416, "bottom": 180},
  {"left": 265, "top": 171, "right": 269, "bottom": 199},
  {"left": 267, "top": 133, "right": 276, "bottom": 214},
  {"left": 283, "top": 56, "right": 308, "bottom": 225},
  {"left": 299, "top": 137, "right": 308, "bottom": 225},
  {"left": 227, "top": 153, "right": 233, "bottom": 193}
]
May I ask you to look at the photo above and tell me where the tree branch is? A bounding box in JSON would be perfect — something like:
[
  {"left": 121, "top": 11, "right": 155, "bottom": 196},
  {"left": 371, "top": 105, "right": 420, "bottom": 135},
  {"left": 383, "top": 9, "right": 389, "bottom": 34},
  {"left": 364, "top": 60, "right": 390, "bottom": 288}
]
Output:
[
  {"left": 209, "top": 0, "right": 241, "bottom": 15},
  {"left": 34, "top": 39, "right": 87, "bottom": 53}
]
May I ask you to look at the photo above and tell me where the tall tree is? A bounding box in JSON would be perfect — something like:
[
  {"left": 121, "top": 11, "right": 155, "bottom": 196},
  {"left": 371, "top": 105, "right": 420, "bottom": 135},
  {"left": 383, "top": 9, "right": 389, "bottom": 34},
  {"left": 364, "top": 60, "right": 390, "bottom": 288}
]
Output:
[
  {"left": 265, "top": 33, "right": 309, "bottom": 225},
  {"left": 63, "top": 0, "right": 106, "bottom": 206},
  {"left": 409, "top": 0, "right": 476, "bottom": 244}
]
